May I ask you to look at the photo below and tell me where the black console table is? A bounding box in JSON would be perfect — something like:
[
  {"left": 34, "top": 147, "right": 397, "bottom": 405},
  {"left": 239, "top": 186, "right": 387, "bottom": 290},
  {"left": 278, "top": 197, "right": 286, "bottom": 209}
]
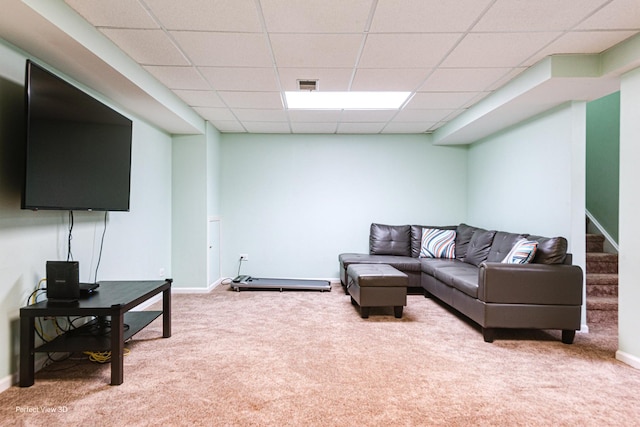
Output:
[{"left": 20, "top": 279, "right": 171, "bottom": 387}]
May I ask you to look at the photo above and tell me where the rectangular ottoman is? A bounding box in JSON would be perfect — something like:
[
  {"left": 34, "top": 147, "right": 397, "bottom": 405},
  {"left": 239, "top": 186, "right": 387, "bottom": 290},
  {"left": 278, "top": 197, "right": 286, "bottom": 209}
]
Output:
[{"left": 346, "top": 264, "right": 408, "bottom": 318}]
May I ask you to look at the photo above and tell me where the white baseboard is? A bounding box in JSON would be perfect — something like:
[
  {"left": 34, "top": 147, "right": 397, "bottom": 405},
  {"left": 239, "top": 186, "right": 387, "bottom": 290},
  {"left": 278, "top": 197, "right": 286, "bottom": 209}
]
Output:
[
  {"left": 2, "top": 353, "right": 53, "bottom": 392},
  {"left": 171, "top": 278, "right": 224, "bottom": 294},
  {"left": 616, "top": 350, "right": 640, "bottom": 370},
  {"left": 0, "top": 372, "right": 15, "bottom": 393}
]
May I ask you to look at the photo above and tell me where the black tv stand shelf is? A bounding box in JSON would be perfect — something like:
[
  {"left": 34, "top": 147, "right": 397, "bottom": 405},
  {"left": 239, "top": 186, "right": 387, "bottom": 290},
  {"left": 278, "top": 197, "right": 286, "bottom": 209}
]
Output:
[
  {"left": 20, "top": 280, "right": 171, "bottom": 387},
  {"left": 36, "top": 311, "right": 162, "bottom": 353}
]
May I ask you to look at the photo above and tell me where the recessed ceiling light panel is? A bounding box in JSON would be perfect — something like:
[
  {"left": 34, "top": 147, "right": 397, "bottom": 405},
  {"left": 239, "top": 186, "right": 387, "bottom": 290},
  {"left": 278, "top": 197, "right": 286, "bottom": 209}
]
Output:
[{"left": 284, "top": 91, "right": 411, "bottom": 110}]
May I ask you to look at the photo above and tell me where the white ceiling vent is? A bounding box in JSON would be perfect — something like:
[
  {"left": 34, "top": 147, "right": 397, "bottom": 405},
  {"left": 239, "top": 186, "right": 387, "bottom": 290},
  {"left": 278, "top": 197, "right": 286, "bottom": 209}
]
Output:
[{"left": 297, "top": 79, "right": 318, "bottom": 91}]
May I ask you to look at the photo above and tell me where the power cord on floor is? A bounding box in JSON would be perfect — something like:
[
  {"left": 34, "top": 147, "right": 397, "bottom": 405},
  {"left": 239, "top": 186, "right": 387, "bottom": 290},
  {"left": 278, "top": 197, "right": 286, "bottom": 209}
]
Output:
[{"left": 83, "top": 349, "right": 131, "bottom": 364}]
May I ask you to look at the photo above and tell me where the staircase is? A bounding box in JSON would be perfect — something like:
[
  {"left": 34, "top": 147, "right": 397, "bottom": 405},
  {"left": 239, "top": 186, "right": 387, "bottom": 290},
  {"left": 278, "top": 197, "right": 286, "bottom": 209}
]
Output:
[{"left": 585, "top": 233, "right": 618, "bottom": 327}]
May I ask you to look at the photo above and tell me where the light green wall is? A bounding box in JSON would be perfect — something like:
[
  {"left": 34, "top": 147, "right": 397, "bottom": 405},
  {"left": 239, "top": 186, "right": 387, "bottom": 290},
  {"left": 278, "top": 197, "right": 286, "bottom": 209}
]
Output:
[
  {"left": 171, "top": 134, "right": 208, "bottom": 288},
  {"left": 467, "top": 103, "right": 585, "bottom": 242},
  {"left": 0, "top": 41, "right": 173, "bottom": 382},
  {"left": 586, "top": 92, "right": 620, "bottom": 243},
  {"left": 219, "top": 133, "right": 468, "bottom": 279},
  {"left": 171, "top": 123, "right": 222, "bottom": 289},
  {"left": 618, "top": 67, "right": 640, "bottom": 367}
]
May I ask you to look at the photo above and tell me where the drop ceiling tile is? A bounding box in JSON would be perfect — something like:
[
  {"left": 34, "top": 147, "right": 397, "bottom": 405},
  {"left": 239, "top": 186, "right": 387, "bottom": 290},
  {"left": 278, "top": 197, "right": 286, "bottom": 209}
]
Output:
[
  {"left": 393, "top": 109, "right": 456, "bottom": 122},
  {"left": 358, "top": 34, "right": 462, "bottom": 68},
  {"left": 351, "top": 68, "right": 431, "bottom": 91},
  {"left": 419, "top": 68, "right": 512, "bottom": 92},
  {"left": 269, "top": 34, "right": 363, "bottom": 68},
  {"left": 232, "top": 109, "right": 288, "bottom": 122},
  {"left": 199, "top": 67, "right": 279, "bottom": 92},
  {"left": 171, "top": 32, "right": 272, "bottom": 67},
  {"left": 65, "top": 0, "right": 159, "bottom": 28},
  {"left": 261, "top": 0, "right": 373, "bottom": 33},
  {"left": 100, "top": 29, "right": 188, "bottom": 65},
  {"left": 243, "top": 122, "right": 291, "bottom": 133},
  {"left": 144, "top": 65, "right": 210, "bottom": 89},
  {"left": 576, "top": 0, "right": 640, "bottom": 30},
  {"left": 144, "top": 0, "right": 262, "bottom": 32},
  {"left": 218, "top": 91, "right": 284, "bottom": 109},
  {"left": 337, "top": 122, "right": 387, "bottom": 133},
  {"left": 290, "top": 122, "right": 338, "bottom": 133},
  {"left": 173, "top": 89, "right": 225, "bottom": 107},
  {"left": 473, "top": 0, "right": 607, "bottom": 32},
  {"left": 288, "top": 110, "right": 343, "bottom": 122},
  {"left": 407, "top": 92, "right": 479, "bottom": 109},
  {"left": 526, "top": 30, "right": 640, "bottom": 66},
  {"left": 441, "top": 32, "right": 561, "bottom": 68},
  {"left": 193, "top": 107, "right": 236, "bottom": 121},
  {"left": 341, "top": 110, "right": 397, "bottom": 122},
  {"left": 277, "top": 68, "right": 353, "bottom": 91},
  {"left": 370, "top": 0, "right": 493, "bottom": 33},
  {"left": 211, "top": 120, "right": 246, "bottom": 133},
  {"left": 382, "top": 122, "right": 433, "bottom": 133}
]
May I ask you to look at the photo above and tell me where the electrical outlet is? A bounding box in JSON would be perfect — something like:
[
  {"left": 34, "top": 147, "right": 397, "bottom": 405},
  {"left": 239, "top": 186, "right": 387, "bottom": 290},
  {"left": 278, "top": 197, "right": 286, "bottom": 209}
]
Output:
[
  {"left": 159, "top": 268, "right": 165, "bottom": 277},
  {"left": 240, "top": 254, "right": 249, "bottom": 261}
]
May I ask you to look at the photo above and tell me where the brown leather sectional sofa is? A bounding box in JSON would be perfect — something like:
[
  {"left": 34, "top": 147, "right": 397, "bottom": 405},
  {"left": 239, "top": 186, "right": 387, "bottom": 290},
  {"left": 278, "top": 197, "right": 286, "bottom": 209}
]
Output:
[{"left": 339, "top": 223, "right": 584, "bottom": 343}]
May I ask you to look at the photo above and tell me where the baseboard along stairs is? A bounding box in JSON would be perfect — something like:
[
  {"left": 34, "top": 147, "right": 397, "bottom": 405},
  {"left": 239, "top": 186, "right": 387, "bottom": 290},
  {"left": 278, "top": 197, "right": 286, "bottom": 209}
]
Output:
[{"left": 585, "top": 233, "right": 618, "bottom": 327}]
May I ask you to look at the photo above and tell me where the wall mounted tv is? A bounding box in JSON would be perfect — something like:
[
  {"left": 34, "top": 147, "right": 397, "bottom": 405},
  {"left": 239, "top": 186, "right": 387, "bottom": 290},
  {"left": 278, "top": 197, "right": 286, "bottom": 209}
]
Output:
[{"left": 22, "top": 60, "right": 132, "bottom": 212}]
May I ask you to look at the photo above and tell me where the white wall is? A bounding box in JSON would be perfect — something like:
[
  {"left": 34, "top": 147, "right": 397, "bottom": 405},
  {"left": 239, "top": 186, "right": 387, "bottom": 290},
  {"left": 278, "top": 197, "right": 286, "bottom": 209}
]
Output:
[
  {"left": 0, "top": 42, "right": 173, "bottom": 382},
  {"left": 219, "top": 133, "right": 468, "bottom": 279},
  {"left": 618, "top": 66, "right": 640, "bottom": 368}
]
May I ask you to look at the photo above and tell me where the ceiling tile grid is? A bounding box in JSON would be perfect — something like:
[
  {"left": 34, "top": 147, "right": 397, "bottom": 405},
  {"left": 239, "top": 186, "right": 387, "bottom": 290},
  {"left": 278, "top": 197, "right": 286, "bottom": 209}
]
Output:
[{"left": 62, "top": 0, "right": 640, "bottom": 134}]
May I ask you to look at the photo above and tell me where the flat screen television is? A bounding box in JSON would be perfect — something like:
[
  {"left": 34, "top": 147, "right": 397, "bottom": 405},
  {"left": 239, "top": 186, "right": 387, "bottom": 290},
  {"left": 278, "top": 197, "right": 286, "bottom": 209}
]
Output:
[{"left": 22, "top": 60, "right": 132, "bottom": 212}]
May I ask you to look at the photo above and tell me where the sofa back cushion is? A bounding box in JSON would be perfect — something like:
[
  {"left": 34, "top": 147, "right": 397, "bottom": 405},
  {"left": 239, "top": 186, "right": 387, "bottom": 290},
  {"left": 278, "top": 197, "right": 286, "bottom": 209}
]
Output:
[
  {"left": 455, "top": 223, "right": 478, "bottom": 260},
  {"left": 486, "top": 231, "right": 526, "bottom": 262},
  {"left": 369, "top": 223, "right": 411, "bottom": 256},
  {"left": 463, "top": 228, "right": 497, "bottom": 266},
  {"left": 527, "top": 235, "right": 568, "bottom": 264},
  {"left": 411, "top": 224, "right": 456, "bottom": 257}
]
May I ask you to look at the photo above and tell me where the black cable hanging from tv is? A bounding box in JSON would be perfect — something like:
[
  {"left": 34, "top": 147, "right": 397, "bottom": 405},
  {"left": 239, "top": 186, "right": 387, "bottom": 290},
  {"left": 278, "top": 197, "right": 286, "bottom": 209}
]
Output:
[
  {"left": 93, "top": 211, "right": 108, "bottom": 283},
  {"left": 65, "top": 210, "right": 108, "bottom": 283},
  {"left": 66, "top": 210, "right": 74, "bottom": 261}
]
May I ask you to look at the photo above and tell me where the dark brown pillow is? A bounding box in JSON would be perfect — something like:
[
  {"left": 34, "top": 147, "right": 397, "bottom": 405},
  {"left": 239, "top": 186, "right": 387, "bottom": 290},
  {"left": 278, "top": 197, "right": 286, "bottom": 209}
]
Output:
[
  {"left": 369, "top": 223, "right": 411, "bottom": 256},
  {"left": 455, "top": 223, "right": 478, "bottom": 260},
  {"left": 463, "top": 229, "right": 497, "bottom": 266},
  {"left": 527, "top": 235, "right": 568, "bottom": 264}
]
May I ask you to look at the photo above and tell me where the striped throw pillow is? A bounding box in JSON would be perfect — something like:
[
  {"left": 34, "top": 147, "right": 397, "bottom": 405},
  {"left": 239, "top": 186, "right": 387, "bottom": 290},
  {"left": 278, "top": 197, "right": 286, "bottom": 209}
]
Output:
[
  {"left": 420, "top": 228, "right": 456, "bottom": 259},
  {"left": 502, "top": 239, "right": 538, "bottom": 264}
]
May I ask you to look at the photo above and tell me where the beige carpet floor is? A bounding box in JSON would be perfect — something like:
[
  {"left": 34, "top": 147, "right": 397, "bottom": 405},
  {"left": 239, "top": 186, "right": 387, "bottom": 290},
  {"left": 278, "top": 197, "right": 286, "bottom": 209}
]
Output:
[{"left": 1, "top": 283, "right": 638, "bottom": 426}]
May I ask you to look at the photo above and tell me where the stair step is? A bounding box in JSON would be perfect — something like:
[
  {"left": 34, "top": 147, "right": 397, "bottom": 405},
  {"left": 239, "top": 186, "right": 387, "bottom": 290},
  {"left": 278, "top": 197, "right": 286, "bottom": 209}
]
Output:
[
  {"left": 586, "top": 233, "right": 605, "bottom": 253},
  {"left": 586, "top": 272, "right": 618, "bottom": 286},
  {"left": 586, "top": 283, "right": 618, "bottom": 297},
  {"left": 586, "top": 252, "right": 618, "bottom": 274},
  {"left": 587, "top": 295, "right": 618, "bottom": 311},
  {"left": 587, "top": 309, "right": 618, "bottom": 326}
]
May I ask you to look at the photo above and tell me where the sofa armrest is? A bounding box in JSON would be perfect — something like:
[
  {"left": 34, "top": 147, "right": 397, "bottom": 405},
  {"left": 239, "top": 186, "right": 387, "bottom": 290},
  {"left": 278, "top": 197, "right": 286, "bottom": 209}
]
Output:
[{"left": 478, "top": 262, "right": 583, "bottom": 305}]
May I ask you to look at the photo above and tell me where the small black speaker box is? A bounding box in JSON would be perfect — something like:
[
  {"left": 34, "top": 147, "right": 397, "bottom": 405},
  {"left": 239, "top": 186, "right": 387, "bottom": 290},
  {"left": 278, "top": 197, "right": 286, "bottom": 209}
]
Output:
[{"left": 46, "top": 261, "right": 80, "bottom": 301}]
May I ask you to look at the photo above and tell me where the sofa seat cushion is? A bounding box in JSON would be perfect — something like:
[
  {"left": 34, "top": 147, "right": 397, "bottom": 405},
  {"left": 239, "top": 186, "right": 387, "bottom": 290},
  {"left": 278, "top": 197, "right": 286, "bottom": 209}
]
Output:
[
  {"left": 432, "top": 263, "right": 480, "bottom": 298},
  {"left": 420, "top": 258, "right": 460, "bottom": 275},
  {"left": 339, "top": 253, "right": 422, "bottom": 272}
]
